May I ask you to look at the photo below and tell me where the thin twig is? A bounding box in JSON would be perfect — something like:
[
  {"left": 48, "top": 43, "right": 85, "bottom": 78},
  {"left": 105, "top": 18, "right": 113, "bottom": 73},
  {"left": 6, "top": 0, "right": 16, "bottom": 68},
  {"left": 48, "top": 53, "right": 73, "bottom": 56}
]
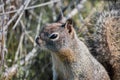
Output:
[
  {"left": 0, "top": 0, "right": 5, "bottom": 67},
  {"left": 14, "top": 33, "right": 25, "bottom": 62},
  {"left": 28, "top": 10, "right": 39, "bottom": 20},
  {"left": 20, "top": 20, "right": 34, "bottom": 44},
  {"left": 35, "top": 13, "right": 43, "bottom": 37},
  {"left": 12, "top": 0, "right": 31, "bottom": 29}
]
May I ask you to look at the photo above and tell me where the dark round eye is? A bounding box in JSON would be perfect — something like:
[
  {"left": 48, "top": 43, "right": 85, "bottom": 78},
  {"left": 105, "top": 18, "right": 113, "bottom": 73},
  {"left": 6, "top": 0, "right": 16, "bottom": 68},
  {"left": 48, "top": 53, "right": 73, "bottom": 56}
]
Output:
[
  {"left": 49, "top": 33, "right": 59, "bottom": 40},
  {"left": 61, "top": 23, "right": 66, "bottom": 27}
]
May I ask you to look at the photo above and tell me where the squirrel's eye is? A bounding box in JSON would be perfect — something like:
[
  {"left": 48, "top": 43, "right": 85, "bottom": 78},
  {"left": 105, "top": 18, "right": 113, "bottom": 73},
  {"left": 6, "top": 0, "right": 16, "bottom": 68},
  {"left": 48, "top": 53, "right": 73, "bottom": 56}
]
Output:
[
  {"left": 49, "top": 32, "right": 59, "bottom": 40},
  {"left": 61, "top": 23, "right": 65, "bottom": 27}
]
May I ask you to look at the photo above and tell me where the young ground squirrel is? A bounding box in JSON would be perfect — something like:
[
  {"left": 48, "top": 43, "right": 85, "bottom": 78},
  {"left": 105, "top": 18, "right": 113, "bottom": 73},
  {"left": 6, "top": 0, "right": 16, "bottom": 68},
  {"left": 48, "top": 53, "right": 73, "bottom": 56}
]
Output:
[{"left": 36, "top": 19, "right": 110, "bottom": 80}]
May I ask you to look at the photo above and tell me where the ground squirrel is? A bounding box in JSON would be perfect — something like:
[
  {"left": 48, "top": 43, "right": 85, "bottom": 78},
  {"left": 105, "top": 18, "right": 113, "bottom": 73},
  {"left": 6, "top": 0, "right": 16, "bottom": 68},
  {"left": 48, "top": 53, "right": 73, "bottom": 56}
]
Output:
[
  {"left": 85, "top": 1, "right": 120, "bottom": 80},
  {"left": 36, "top": 19, "right": 110, "bottom": 80}
]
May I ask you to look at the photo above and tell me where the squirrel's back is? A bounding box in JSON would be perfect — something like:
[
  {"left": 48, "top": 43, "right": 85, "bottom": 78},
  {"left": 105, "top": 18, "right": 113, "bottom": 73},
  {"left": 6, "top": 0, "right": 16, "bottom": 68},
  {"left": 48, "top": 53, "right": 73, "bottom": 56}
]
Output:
[{"left": 86, "top": 0, "right": 120, "bottom": 80}]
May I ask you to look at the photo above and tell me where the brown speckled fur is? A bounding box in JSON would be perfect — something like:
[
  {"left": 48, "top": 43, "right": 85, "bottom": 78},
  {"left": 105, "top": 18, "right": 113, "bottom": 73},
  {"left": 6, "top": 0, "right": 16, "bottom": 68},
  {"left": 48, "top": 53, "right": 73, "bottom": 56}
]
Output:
[
  {"left": 86, "top": 1, "right": 120, "bottom": 80},
  {"left": 93, "top": 12, "right": 120, "bottom": 80}
]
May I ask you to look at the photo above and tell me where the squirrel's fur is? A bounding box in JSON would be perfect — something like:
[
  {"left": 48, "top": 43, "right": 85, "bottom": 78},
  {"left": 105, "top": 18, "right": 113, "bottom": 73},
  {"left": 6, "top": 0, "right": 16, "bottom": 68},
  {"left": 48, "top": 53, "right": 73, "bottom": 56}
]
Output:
[
  {"left": 85, "top": 1, "right": 120, "bottom": 80},
  {"left": 36, "top": 19, "right": 110, "bottom": 80}
]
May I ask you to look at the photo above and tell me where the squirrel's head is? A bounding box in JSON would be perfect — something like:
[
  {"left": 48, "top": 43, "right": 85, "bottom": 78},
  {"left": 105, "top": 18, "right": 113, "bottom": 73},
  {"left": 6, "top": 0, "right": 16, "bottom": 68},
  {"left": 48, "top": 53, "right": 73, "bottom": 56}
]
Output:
[{"left": 36, "top": 19, "right": 76, "bottom": 53}]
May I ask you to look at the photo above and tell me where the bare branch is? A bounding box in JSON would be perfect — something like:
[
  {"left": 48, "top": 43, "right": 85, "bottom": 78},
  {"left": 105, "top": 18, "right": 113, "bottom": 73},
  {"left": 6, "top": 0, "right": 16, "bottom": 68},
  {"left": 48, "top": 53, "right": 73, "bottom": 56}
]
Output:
[
  {"left": 14, "top": 33, "right": 24, "bottom": 62},
  {"left": 12, "top": 0, "right": 31, "bottom": 29}
]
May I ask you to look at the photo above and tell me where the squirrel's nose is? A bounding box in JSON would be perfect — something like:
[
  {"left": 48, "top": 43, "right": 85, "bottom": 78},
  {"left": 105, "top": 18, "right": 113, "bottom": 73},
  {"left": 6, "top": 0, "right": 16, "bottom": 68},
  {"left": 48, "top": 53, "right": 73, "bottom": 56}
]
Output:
[{"left": 35, "top": 37, "right": 40, "bottom": 45}]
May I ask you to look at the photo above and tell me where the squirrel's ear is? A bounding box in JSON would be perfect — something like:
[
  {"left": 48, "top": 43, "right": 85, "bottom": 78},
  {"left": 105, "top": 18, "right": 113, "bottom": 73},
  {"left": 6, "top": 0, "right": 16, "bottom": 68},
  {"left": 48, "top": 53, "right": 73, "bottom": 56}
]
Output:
[{"left": 65, "top": 18, "right": 73, "bottom": 34}]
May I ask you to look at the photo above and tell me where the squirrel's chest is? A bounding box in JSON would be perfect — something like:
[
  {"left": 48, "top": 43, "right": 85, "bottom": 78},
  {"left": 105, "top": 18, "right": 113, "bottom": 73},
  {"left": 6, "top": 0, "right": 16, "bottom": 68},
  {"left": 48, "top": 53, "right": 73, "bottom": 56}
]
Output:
[{"left": 51, "top": 54, "right": 75, "bottom": 80}]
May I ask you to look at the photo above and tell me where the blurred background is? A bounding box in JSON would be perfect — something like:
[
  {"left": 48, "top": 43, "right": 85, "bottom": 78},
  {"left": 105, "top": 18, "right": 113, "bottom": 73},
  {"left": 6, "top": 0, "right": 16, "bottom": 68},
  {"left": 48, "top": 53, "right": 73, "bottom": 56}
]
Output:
[{"left": 0, "top": 0, "right": 105, "bottom": 80}]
